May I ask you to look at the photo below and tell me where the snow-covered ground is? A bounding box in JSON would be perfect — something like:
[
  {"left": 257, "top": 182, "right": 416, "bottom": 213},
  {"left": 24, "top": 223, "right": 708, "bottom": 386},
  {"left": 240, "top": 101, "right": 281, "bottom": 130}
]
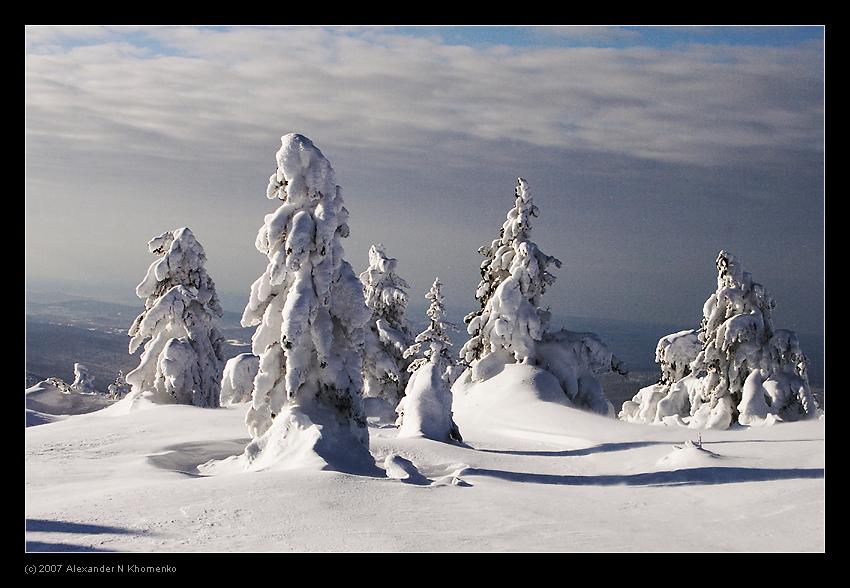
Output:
[{"left": 25, "top": 364, "right": 824, "bottom": 552}]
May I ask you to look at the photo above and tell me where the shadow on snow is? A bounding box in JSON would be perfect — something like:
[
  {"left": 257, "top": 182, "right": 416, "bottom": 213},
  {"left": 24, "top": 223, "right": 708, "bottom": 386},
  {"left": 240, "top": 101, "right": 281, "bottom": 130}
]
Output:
[
  {"left": 26, "top": 519, "right": 137, "bottom": 535},
  {"left": 463, "top": 466, "right": 824, "bottom": 487},
  {"left": 26, "top": 540, "right": 117, "bottom": 553},
  {"left": 474, "top": 441, "right": 670, "bottom": 457}
]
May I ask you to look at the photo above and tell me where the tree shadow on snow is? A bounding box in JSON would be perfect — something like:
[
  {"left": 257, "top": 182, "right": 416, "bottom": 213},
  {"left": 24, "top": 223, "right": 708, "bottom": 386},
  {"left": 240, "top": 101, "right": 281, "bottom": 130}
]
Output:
[
  {"left": 463, "top": 466, "right": 824, "bottom": 487},
  {"left": 703, "top": 439, "right": 822, "bottom": 445},
  {"left": 475, "top": 441, "right": 669, "bottom": 457},
  {"left": 26, "top": 540, "right": 117, "bottom": 552},
  {"left": 26, "top": 519, "right": 137, "bottom": 535}
]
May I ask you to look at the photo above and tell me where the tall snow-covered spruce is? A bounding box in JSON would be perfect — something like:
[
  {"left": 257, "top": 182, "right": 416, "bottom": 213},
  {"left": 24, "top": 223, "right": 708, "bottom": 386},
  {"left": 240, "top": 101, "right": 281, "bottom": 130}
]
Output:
[
  {"left": 397, "top": 277, "right": 462, "bottom": 442},
  {"left": 456, "top": 178, "right": 624, "bottom": 416},
  {"left": 620, "top": 251, "right": 817, "bottom": 429},
  {"left": 124, "top": 228, "right": 225, "bottom": 408},
  {"left": 359, "top": 244, "right": 415, "bottom": 407},
  {"left": 238, "top": 133, "right": 375, "bottom": 473}
]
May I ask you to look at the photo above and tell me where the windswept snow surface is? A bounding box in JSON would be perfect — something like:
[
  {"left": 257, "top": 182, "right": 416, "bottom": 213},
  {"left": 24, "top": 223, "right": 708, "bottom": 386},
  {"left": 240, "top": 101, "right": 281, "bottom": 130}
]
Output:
[{"left": 25, "top": 363, "right": 823, "bottom": 552}]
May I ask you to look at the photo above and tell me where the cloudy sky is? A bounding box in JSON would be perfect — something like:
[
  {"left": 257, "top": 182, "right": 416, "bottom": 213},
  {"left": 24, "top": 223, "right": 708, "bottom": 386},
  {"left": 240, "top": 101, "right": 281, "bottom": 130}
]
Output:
[{"left": 25, "top": 25, "right": 824, "bottom": 337}]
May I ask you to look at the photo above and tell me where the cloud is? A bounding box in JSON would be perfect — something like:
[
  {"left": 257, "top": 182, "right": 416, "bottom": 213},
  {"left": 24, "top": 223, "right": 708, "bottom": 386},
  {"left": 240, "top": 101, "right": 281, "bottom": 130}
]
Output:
[{"left": 25, "top": 26, "right": 823, "bottom": 172}]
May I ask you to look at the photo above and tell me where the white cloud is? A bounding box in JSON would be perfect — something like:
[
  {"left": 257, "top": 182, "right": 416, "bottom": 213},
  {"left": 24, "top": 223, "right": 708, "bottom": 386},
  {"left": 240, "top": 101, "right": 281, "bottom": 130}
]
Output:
[{"left": 25, "top": 26, "right": 823, "bottom": 171}]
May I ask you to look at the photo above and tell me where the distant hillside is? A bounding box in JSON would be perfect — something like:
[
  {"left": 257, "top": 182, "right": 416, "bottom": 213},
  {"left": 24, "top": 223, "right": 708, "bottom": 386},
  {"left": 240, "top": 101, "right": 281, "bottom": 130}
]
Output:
[{"left": 26, "top": 294, "right": 822, "bottom": 388}]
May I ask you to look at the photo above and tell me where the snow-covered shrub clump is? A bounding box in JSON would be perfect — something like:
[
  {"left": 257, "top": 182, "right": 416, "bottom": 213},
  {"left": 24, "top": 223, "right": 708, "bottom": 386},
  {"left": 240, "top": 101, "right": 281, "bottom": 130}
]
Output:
[
  {"left": 620, "top": 330, "right": 702, "bottom": 425},
  {"left": 220, "top": 353, "right": 260, "bottom": 406},
  {"left": 238, "top": 134, "right": 374, "bottom": 472},
  {"left": 124, "top": 227, "right": 225, "bottom": 408},
  {"left": 70, "top": 363, "right": 96, "bottom": 394},
  {"left": 457, "top": 178, "right": 624, "bottom": 415},
  {"left": 397, "top": 277, "right": 462, "bottom": 442},
  {"left": 107, "top": 370, "right": 130, "bottom": 400},
  {"left": 620, "top": 251, "right": 817, "bottom": 429},
  {"left": 44, "top": 377, "right": 72, "bottom": 395},
  {"left": 359, "top": 244, "right": 415, "bottom": 407}
]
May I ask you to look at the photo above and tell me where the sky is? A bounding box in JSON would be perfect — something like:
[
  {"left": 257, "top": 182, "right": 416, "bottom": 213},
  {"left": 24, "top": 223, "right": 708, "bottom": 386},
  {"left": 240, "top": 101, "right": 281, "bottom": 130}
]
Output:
[{"left": 25, "top": 25, "right": 824, "bottom": 339}]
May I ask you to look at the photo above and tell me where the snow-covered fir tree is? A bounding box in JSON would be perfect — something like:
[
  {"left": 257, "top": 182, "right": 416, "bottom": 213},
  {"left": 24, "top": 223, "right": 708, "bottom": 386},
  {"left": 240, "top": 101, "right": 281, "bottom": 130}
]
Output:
[
  {"left": 396, "top": 277, "right": 462, "bottom": 442},
  {"left": 238, "top": 133, "right": 374, "bottom": 472},
  {"left": 460, "top": 178, "right": 560, "bottom": 366},
  {"left": 220, "top": 353, "right": 259, "bottom": 406},
  {"left": 70, "top": 363, "right": 96, "bottom": 394},
  {"left": 620, "top": 251, "right": 817, "bottom": 429},
  {"left": 456, "top": 178, "right": 624, "bottom": 416},
  {"left": 359, "top": 244, "right": 415, "bottom": 406},
  {"left": 107, "top": 370, "right": 130, "bottom": 400},
  {"left": 124, "top": 227, "right": 225, "bottom": 408}
]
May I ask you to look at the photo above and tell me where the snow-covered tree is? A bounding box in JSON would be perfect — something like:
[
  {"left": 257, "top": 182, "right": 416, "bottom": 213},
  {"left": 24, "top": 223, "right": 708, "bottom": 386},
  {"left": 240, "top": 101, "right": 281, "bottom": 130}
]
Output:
[
  {"left": 457, "top": 178, "right": 624, "bottom": 416},
  {"left": 107, "top": 370, "right": 130, "bottom": 400},
  {"left": 396, "top": 277, "right": 462, "bottom": 442},
  {"left": 124, "top": 227, "right": 225, "bottom": 408},
  {"left": 70, "top": 363, "right": 96, "bottom": 394},
  {"left": 359, "top": 244, "right": 415, "bottom": 406},
  {"left": 460, "top": 178, "right": 561, "bottom": 366},
  {"left": 620, "top": 251, "right": 817, "bottom": 429},
  {"left": 238, "top": 133, "right": 374, "bottom": 472},
  {"left": 46, "top": 377, "right": 72, "bottom": 394},
  {"left": 220, "top": 353, "right": 259, "bottom": 406},
  {"left": 619, "top": 330, "right": 702, "bottom": 425}
]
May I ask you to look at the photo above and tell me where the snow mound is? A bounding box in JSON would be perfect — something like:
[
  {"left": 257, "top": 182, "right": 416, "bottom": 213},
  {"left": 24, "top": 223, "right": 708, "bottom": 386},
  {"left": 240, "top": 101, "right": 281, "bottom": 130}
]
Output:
[
  {"left": 383, "top": 453, "right": 428, "bottom": 484},
  {"left": 205, "top": 400, "right": 381, "bottom": 476},
  {"left": 397, "top": 362, "right": 460, "bottom": 443},
  {"left": 655, "top": 441, "right": 722, "bottom": 471},
  {"left": 25, "top": 380, "right": 114, "bottom": 421},
  {"left": 96, "top": 390, "right": 159, "bottom": 416},
  {"left": 452, "top": 362, "right": 622, "bottom": 448}
]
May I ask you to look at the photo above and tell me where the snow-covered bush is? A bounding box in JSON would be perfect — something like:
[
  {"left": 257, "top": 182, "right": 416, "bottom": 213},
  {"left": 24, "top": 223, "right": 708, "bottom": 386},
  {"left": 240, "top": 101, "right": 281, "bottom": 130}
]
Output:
[
  {"left": 45, "top": 377, "right": 72, "bottom": 395},
  {"left": 620, "top": 251, "right": 817, "bottom": 429},
  {"left": 457, "top": 178, "right": 623, "bottom": 415},
  {"left": 397, "top": 277, "right": 462, "bottom": 442},
  {"left": 107, "top": 370, "right": 130, "bottom": 399},
  {"left": 220, "top": 353, "right": 259, "bottom": 406},
  {"left": 70, "top": 363, "right": 96, "bottom": 394},
  {"left": 238, "top": 133, "right": 374, "bottom": 472},
  {"left": 359, "top": 244, "right": 415, "bottom": 406},
  {"left": 124, "top": 227, "right": 225, "bottom": 408},
  {"left": 619, "top": 330, "right": 702, "bottom": 425}
]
